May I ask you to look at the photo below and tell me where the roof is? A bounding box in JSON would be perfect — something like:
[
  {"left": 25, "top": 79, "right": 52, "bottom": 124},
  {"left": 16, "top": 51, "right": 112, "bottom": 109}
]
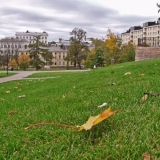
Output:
[
  {"left": 15, "top": 31, "right": 48, "bottom": 36},
  {"left": 48, "top": 46, "right": 68, "bottom": 52},
  {"left": 0, "top": 37, "right": 28, "bottom": 43}
]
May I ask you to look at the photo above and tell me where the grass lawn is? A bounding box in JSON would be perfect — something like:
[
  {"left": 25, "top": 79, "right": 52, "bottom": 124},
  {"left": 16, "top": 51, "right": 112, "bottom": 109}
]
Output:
[
  {"left": 0, "top": 72, "right": 17, "bottom": 78},
  {"left": 0, "top": 58, "right": 160, "bottom": 159}
]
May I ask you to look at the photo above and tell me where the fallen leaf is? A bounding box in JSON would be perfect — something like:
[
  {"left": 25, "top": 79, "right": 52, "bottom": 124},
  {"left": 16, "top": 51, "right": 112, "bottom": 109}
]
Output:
[
  {"left": 5, "top": 91, "right": 10, "bottom": 93},
  {"left": 139, "top": 74, "right": 145, "bottom": 76},
  {"left": 98, "top": 102, "right": 107, "bottom": 108},
  {"left": 17, "top": 83, "right": 22, "bottom": 86},
  {"left": 8, "top": 111, "right": 16, "bottom": 115},
  {"left": 25, "top": 107, "right": 118, "bottom": 131},
  {"left": 78, "top": 107, "right": 118, "bottom": 131},
  {"left": 124, "top": 72, "right": 131, "bottom": 75},
  {"left": 143, "top": 152, "right": 151, "bottom": 160},
  {"left": 18, "top": 95, "right": 26, "bottom": 98},
  {"left": 140, "top": 94, "right": 148, "bottom": 103}
]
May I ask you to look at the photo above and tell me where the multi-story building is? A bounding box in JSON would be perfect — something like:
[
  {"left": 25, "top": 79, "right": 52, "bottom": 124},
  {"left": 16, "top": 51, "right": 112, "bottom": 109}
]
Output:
[
  {"left": 15, "top": 30, "right": 48, "bottom": 44},
  {"left": 121, "top": 18, "right": 160, "bottom": 46},
  {"left": 0, "top": 37, "right": 28, "bottom": 57}
]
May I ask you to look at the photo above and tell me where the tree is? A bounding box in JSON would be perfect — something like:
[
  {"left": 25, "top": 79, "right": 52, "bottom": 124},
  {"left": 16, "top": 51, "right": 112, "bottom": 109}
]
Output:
[
  {"left": 29, "top": 36, "right": 49, "bottom": 70},
  {"left": 84, "top": 49, "right": 96, "bottom": 68},
  {"left": 118, "top": 42, "right": 135, "bottom": 63},
  {"left": 105, "top": 29, "right": 120, "bottom": 65},
  {"left": 18, "top": 54, "right": 30, "bottom": 71},
  {"left": 157, "top": 3, "right": 160, "bottom": 13},
  {"left": 67, "top": 28, "right": 89, "bottom": 69},
  {"left": 9, "top": 59, "right": 18, "bottom": 69},
  {"left": 93, "top": 47, "right": 104, "bottom": 67}
]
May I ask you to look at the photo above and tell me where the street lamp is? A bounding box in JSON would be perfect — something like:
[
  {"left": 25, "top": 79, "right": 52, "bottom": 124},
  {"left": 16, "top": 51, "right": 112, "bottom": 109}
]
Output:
[{"left": 6, "top": 49, "right": 9, "bottom": 75}]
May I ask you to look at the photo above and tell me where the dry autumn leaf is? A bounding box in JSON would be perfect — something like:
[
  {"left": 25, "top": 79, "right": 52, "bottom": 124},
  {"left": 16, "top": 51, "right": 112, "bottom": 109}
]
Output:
[
  {"left": 17, "top": 83, "right": 22, "bottom": 86},
  {"left": 8, "top": 111, "right": 16, "bottom": 115},
  {"left": 77, "top": 107, "right": 118, "bottom": 131},
  {"left": 140, "top": 94, "right": 148, "bottom": 103},
  {"left": 124, "top": 72, "right": 131, "bottom": 75},
  {"left": 25, "top": 107, "right": 118, "bottom": 131},
  {"left": 18, "top": 95, "right": 26, "bottom": 98},
  {"left": 143, "top": 152, "right": 151, "bottom": 160}
]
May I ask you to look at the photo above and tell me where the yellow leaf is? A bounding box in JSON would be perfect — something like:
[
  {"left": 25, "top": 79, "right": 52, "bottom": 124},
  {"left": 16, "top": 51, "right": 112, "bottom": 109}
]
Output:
[
  {"left": 5, "top": 91, "right": 10, "bottom": 93},
  {"left": 140, "top": 94, "right": 148, "bottom": 103},
  {"left": 25, "top": 107, "right": 118, "bottom": 131},
  {"left": 78, "top": 107, "right": 118, "bottom": 131},
  {"left": 93, "top": 108, "right": 118, "bottom": 125}
]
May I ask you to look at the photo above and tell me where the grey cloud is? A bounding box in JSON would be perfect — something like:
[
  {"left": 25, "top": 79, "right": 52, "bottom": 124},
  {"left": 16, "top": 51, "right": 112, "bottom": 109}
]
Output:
[{"left": 0, "top": 0, "right": 158, "bottom": 41}]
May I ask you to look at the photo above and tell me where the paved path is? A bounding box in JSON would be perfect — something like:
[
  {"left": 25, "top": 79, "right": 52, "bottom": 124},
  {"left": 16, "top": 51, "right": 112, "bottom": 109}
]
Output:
[{"left": 0, "top": 70, "right": 90, "bottom": 83}]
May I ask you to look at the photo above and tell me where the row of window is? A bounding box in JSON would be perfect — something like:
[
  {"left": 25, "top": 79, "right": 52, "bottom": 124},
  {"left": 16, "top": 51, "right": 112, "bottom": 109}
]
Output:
[
  {"left": 17, "top": 36, "right": 47, "bottom": 39},
  {"left": 0, "top": 45, "right": 22, "bottom": 48}
]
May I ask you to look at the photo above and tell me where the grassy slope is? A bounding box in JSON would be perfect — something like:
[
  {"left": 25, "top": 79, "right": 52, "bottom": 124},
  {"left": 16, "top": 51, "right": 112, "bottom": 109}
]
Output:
[{"left": 0, "top": 58, "right": 160, "bottom": 159}]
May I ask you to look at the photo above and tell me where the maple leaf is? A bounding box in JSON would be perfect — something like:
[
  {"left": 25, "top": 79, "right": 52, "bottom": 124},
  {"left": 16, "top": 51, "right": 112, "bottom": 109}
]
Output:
[
  {"left": 78, "top": 107, "right": 118, "bottom": 131},
  {"left": 25, "top": 107, "right": 118, "bottom": 131}
]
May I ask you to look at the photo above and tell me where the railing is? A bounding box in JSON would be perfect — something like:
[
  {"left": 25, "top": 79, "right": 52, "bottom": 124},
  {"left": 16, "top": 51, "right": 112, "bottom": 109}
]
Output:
[{"left": 138, "top": 37, "right": 159, "bottom": 47}]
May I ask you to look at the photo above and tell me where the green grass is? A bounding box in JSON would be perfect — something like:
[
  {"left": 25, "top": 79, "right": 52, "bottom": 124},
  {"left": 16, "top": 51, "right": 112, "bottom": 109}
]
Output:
[
  {"left": 0, "top": 58, "right": 160, "bottom": 159},
  {"left": 0, "top": 72, "right": 17, "bottom": 78}
]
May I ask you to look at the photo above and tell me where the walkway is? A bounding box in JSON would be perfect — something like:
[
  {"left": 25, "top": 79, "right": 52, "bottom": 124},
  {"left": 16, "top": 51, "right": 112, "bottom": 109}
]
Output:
[{"left": 0, "top": 70, "right": 90, "bottom": 83}]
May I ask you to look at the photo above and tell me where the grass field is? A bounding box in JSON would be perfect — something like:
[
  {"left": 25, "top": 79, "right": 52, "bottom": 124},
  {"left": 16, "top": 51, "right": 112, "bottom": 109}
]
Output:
[
  {"left": 0, "top": 72, "right": 17, "bottom": 78},
  {"left": 0, "top": 58, "right": 160, "bottom": 159}
]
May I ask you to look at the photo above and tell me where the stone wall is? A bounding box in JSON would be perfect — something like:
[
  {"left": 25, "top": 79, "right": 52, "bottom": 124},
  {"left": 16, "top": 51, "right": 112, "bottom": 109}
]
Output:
[{"left": 135, "top": 47, "right": 160, "bottom": 61}]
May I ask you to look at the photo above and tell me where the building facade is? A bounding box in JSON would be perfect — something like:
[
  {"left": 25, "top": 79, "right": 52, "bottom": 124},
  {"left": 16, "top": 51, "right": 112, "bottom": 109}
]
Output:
[
  {"left": 121, "top": 18, "right": 160, "bottom": 47},
  {"left": 15, "top": 30, "right": 48, "bottom": 44},
  {"left": 0, "top": 37, "right": 28, "bottom": 57}
]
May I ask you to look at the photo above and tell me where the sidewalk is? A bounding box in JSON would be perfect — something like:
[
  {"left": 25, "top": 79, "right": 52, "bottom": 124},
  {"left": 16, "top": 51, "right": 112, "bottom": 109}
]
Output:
[
  {"left": 0, "top": 70, "right": 90, "bottom": 83},
  {"left": 0, "top": 71, "right": 37, "bottom": 83}
]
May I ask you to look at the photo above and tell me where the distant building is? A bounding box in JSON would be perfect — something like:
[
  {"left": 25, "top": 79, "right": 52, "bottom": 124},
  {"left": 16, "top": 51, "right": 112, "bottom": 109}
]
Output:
[
  {"left": 0, "top": 37, "right": 28, "bottom": 57},
  {"left": 15, "top": 30, "right": 48, "bottom": 44},
  {"left": 121, "top": 18, "right": 160, "bottom": 46}
]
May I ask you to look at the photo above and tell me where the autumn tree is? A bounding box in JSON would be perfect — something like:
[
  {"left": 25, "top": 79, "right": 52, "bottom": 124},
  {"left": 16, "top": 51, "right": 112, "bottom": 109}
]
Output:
[
  {"left": 18, "top": 54, "right": 30, "bottom": 71},
  {"left": 9, "top": 59, "right": 18, "bottom": 70},
  {"left": 104, "top": 29, "right": 120, "bottom": 65},
  {"left": 29, "top": 36, "right": 51, "bottom": 70},
  {"left": 67, "top": 28, "right": 89, "bottom": 69}
]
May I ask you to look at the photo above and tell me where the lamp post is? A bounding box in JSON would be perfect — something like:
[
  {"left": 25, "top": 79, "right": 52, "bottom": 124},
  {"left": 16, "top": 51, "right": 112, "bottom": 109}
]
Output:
[{"left": 6, "top": 49, "right": 9, "bottom": 75}]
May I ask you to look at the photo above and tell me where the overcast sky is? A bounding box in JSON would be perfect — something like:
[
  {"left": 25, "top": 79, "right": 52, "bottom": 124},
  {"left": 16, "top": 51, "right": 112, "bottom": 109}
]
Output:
[{"left": 0, "top": 0, "right": 159, "bottom": 42}]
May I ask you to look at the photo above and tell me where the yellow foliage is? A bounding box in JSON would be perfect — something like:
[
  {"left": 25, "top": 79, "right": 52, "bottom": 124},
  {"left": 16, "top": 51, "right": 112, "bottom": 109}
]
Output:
[
  {"left": 9, "top": 59, "right": 18, "bottom": 68},
  {"left": 106, "top": 29, "right": 118, "bottom": 54},
  {"left": 18, "top": 54, "right": 30, "bottom": 65}
]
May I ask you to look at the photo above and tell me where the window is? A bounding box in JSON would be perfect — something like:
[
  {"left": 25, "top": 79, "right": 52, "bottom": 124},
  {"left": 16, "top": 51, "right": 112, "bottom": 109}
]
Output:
[
  {"left": 63, "top": 62, "right": 65, "bottom": 65},
  {"left": 59, "top": 62, "right": 61, "bottom": 65}
]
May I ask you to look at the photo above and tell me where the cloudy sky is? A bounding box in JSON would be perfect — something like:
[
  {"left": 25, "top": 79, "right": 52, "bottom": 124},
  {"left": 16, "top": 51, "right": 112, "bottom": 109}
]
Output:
[{"left": 0, "top": 0, "right": 159, "bottom": 42}]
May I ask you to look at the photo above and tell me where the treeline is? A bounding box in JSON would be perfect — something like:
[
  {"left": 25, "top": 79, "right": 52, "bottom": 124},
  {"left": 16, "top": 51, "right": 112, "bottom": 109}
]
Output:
[{"left": 83, "top": 29, "right": 135, "bottom": 69}]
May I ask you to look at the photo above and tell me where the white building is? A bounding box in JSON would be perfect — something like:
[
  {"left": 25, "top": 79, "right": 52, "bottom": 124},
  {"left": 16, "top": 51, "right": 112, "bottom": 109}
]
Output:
[
  {"left": 15, "top": 30, "right": 48, "bottom": 44},
  {"left": 0, "top": 37, "right": 28, "bottom": 57},
  {"left": 121, "top": 18, "right": 160, "bottom": 46}
]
